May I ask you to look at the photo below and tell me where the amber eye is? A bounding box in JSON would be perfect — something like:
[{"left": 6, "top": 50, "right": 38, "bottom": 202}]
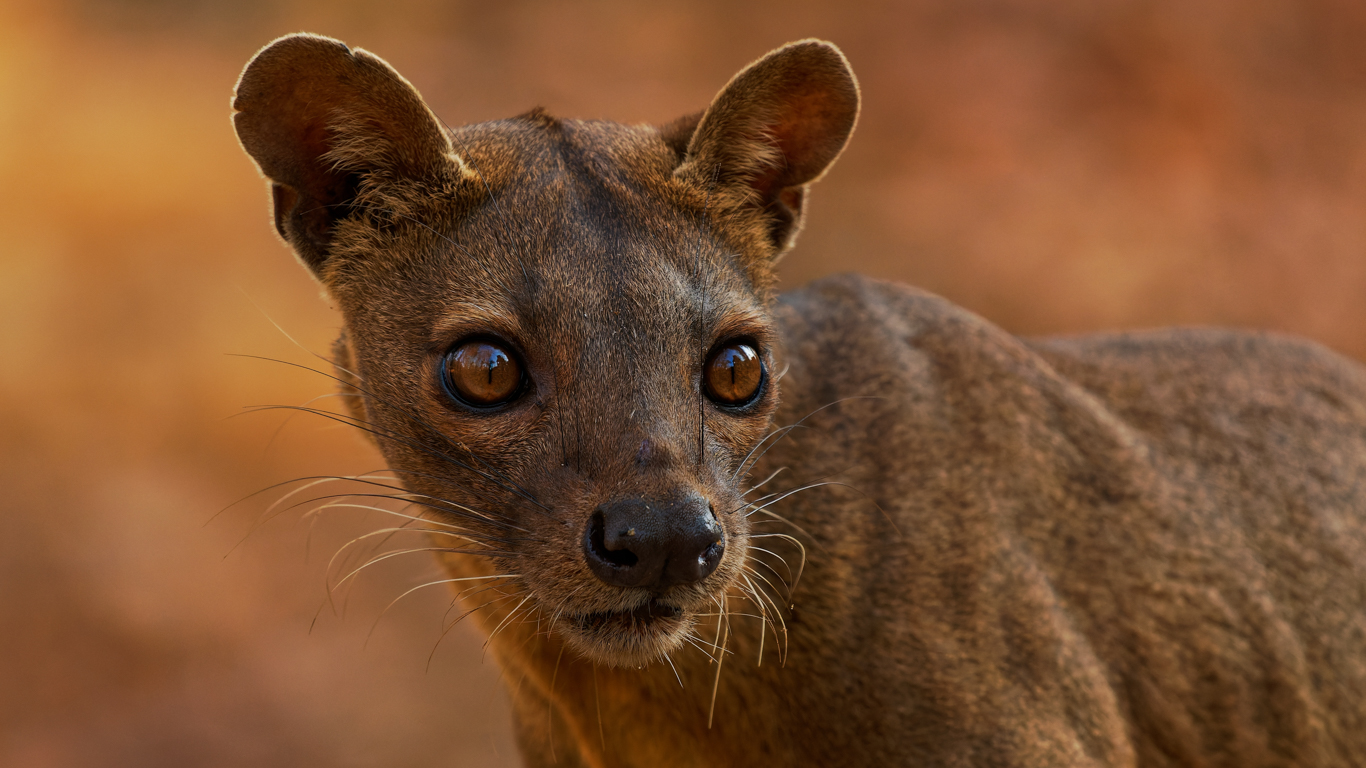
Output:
[
  {"left": 442, "top": 339, "right": 524, "bottom": 408},
  {"left": 704, "top": 342, "right": 764, "bottom": 406}
]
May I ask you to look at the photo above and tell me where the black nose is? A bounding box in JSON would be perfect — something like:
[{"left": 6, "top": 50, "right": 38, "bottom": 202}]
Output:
[{"left": 583, "top": 494, "right": 725, "bottom": 589}]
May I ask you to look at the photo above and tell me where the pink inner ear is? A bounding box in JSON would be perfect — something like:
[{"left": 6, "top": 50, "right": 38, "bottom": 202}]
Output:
[
  {"left": 732, "top": 77, "right": 856, "bottom": 203},
  {"left": 764, "top": 88, "right": 848, "bottom": 190}
]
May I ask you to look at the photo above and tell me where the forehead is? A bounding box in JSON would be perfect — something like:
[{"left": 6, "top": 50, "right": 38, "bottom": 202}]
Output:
[
  {"left": 338, "top": 115, "right": 762, "bottom": 341},
  {"left": 454, "top": 116, "right": 706, "bottom": 272}
]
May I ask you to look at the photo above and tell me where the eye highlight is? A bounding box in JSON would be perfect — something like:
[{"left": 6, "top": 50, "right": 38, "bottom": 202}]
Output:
[
  {"left": 442, "top": 339, "right": 524, "bottom": 408},
  {"left": 704, "top": 342, "right": 764, "bottom": 406}
]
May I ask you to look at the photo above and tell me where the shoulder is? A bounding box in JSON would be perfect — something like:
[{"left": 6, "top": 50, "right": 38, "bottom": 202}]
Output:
[
  {"left": 770, "top": 274, "right": 1055, "bottom": 443},
  {"left": 776, "top": 272, "right": 955, "bottom": 328},
  {"left": 774, "top": 273, "right": 1047, "bottom": 394},
  {"left": 774, "top": 273, "right": 996, "bottom": 364}
]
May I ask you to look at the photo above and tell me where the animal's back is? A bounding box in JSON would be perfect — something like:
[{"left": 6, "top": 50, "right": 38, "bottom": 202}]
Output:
[{"left": 765, "top": 273, "right": 1366, "bottom": 766}]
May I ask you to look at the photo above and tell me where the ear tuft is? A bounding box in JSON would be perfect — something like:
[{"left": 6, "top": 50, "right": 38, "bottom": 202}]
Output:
[
  {"left": 233, "top": 33, "right": 459, "bottom": 276},
  {"left": 675, "top": 40, "right": 859, "bottom": 258}
]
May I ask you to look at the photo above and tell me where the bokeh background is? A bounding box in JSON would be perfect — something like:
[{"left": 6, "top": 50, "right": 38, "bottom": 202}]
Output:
[{"left": 4, "top": 0, "right": 1366, "bottom": 765}]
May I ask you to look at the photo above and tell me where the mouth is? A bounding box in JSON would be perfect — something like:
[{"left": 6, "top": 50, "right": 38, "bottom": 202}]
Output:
[
  {"left": 572, "top": 597, "right": 684, "bottom": 634},
  {"left": 563, "top": 598, "right": 692, "bottom": 665}
]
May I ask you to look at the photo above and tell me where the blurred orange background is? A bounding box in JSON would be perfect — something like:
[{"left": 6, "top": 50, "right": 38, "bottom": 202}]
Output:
[{"left": 3, "top": 0, "right": 1365, "bottom": 765}]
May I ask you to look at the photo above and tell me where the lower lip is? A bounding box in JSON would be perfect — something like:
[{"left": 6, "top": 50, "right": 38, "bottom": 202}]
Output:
[{"left": 573, "top": 600, "right": 685, "bottom": 635}]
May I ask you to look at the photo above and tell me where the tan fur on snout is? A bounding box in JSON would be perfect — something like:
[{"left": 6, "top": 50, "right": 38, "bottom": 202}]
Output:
[{"left": 235, "top": 34, "right": 1366, "bottom": 767}]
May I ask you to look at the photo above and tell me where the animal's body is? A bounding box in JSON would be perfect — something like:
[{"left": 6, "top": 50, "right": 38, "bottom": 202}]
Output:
[{"left": 233, "top": 34, "right": 1366, "bottom": 767}]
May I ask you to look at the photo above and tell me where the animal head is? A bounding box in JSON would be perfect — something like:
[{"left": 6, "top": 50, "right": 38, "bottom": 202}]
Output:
[{"left": 233, "top": 34, "right": 858, "bottom": 666}]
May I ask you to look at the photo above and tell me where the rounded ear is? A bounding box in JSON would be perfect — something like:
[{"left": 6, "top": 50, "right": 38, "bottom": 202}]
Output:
[
  {"left": 674, "top": 39, "right": 860, "bottom": 255},
  {"left": 232, "top": 33, "right": 460, "bottom": 276}
]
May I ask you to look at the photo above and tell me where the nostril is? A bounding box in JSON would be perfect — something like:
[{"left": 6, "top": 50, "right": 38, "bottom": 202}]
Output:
[
  {"left": 695, "top": 533, "right": 725, "bottom": 578},
  {"left": 702, "top": 541, "right": 723, "bottom": 567},
  {"left": 654, "top": 507, "right": 725, "bottom": 587},
  {"left": 585, "top": 496, "right": 721, "bottom": 589},
  {"left": 587, "top": 509, "right": 638, "bottom": 568}
]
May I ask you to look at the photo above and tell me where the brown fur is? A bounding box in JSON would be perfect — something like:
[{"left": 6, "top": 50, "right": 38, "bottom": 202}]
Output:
[{"left": 234, "top": 34, "right": 1366, "bottom": 767}]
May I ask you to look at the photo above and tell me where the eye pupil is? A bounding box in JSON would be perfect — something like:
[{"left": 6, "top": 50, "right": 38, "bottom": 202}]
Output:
[
  {"left": 444, "top": 340, "right": 522, "bottom": 407},
  {"left": 704, "top": 343, "right": 763, "bottom": 406}
]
